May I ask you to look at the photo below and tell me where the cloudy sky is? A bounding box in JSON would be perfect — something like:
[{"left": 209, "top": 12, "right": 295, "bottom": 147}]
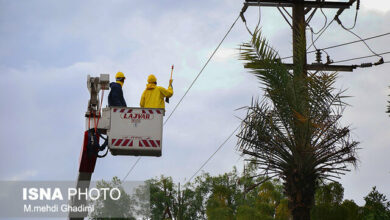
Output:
[{"left": 0, "top": 0, "right": 389, "bottom": 209}]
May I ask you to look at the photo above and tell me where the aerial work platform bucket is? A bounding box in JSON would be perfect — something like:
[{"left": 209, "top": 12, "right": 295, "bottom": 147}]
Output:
[{"left": 105, "top": 107, "right": 164, "bottom": 157}]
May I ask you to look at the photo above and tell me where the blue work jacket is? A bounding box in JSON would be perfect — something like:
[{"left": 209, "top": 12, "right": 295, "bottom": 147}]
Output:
[{"left": 108, "top": 82, "right": 127, "bottom": 107}]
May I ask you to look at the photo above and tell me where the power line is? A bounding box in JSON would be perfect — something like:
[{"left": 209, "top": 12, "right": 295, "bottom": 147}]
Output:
[
  {"left": 334, "top": 1, "right": 382, "bottom": 59},
  {"left": 242, "top": 0, "right": 263, "bottom": 35},
  {"left": 185, "top": 124, "right": 241, "bottom": 184},
  {"left": 122, "top": 14, "right": 241, "bottom": 181},
  {"left": 122, "top": 157, "right": 141, "bottom": 182},
  {"left": 309, "top": 26, "right": 330, "bottom": 59},
  {"left": 281, "top": 32, "right": 390, "bottom": 60},
  {"left": 332, "top": 51, "right": 390, "bottom": 64},
  {"left": 308, "top": 0, "right": 359, "bottom": 51},
  {"left": 318, "top": 32, "right": 390, "bottom": 52},
  {"left": 164, "top": 14, "right": 240, "bottom": 126},
  {"left": 307, "top": 17, "right": 336, "bottom": 52},
  {"left": 311, "top": 8, "right": 328, "bottom": 35},
  {"left": 345, "top": 0, "right": 359, "bottom": 30},
  {"left": 339, "top": 23, "right": 383, "bottom": 59}
]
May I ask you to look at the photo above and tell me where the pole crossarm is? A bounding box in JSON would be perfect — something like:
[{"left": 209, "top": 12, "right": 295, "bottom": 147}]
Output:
[
  {"left": 244, "top": 63, "right": 357, "bottom": 72},
  {"left": 244, "top": 0, "right": 353, "bottom": 9},
  {"left": 284, "top": 63, "right": 356, "bottom": 72}
]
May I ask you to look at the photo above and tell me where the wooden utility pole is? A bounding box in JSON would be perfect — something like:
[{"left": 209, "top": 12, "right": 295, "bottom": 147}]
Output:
[
  {"left": 240, "top": 1, "right": 358, "bottom": 219},
  {"left": 292, "top": 0, "right": 307, "bottom": 76}
]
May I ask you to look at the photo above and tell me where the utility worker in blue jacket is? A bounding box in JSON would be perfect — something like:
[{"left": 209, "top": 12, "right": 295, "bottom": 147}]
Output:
[{"left": 108, "top": 72, "right": 127, "bottom": 107}]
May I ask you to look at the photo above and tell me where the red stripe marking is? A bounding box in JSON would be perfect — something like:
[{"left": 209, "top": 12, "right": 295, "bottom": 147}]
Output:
[
  {"left": 156, "top": 110, "right": 161, "bottom": 114},
  {"left": 142, "top": 110, "right": 146, "bottom": 114},
  {"left": 148, "top": 110, "right": 154, "bottom": 114},
  {"left": 113, "top": 109, "right": 117, "bottom": 112},
  {"left": 156, "top": 140, "right": 161, "bottom": 147},
  {"left": 150, "top": 140, "right": 157, "bottom": 148},
  {"left": 115, "top": 139, "right": 123, "bottom": 146},
  {"left": 128, "top": 140, "right": 133, "bottom": 147},
  {"left": 142, "top": 140, "right": 150, "bottom": 147},
  {"left": 112, "top": 139, "right": 117, "bottom": 145},
  {"left": 139, "top": 141, "right": 143, "bottom": 147},
  {"left": 122, "top": 139, "right": 130, "bottom": 146},
  {"left": 120, "top": 109, "right": 125, "bottom": 113},
  {"left": 127, "top": 109, "right": 133, "bottom": 113}
]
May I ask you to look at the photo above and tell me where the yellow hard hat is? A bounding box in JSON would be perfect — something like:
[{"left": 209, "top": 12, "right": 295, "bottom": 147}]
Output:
[
  {"left": 115, "top": 71, "right": 125, "bottom": 79},
  {"left": 147, "top": 74, "right": 157, "bottom": 83}
]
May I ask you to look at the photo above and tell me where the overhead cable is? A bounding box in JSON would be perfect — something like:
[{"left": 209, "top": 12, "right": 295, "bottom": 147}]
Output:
[
  {"left": 281, "top": 32, "right": 390, "bottom": 60},
  {"left": 317, "top": 32, "right": 390, "bottom": 52},
  {"left": 311, "top": 8, "right": 328, "bottom": 35},
  {"left": 338, "top": 24, "right": 383, "bottom": 59},
  {"left": 241, "top": 1, "right": 262, "bottom": 36},
  {"left": 122, "top": 14, "right": 241, "bottom": 181},
  {"left": 163, "top": 14, "right": 240, "bottom": 126},
  {"left": 334, "top": 0, "right": 381, "bottom": 59},
  {"left": 185, "top": 124, "right": 241, "bottom": 184},
  {"left": 122, "top": 157, "right": 141, "bottom": 182},
  {"left": 307, "top": 0, "right": 359, "bottom": 51},
  {"left": 332, "top": 51, "right": 390, "bottom": 64},
  {"left": 343, "top": 0, "right": 360, "bottom": 30},
  {"left": 307, "top": 18, "right": 336, "bottom": 51}
]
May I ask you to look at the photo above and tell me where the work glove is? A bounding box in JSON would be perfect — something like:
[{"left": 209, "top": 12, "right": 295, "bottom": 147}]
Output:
[
  {"left": 169, "top": 79, "right": 173, "bottom": 87},
  {"left": 166, "top": 79, "right": 173, "bottom": 103}
]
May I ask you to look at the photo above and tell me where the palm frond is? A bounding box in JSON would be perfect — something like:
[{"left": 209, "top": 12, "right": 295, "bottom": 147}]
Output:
[{"left": 237, "top": 28, "right": 358, "bottom": 186}]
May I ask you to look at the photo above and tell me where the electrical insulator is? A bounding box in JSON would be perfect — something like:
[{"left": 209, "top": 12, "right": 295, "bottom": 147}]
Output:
[
  {"left": 374, "top": 58, "right": 384, "bottom": 65},
  {"left": 315, "top": 49, "right": 322, "bottom": 63},
  {"left": 360, "top": 63, "right": 372, "bottom": 68},
  {"left": 326, "top": 55, "right": 333, "bottom": 64}
]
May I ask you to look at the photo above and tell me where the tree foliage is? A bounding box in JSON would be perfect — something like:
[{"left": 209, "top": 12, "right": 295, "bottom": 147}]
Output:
[
  {"left": 311, "top": 182, "right": 355, "bottom": 220},
  {"left": 363, "top": 186, "right": 390, "bottom": 220},
  {"left": 237, "top": 28, "right": 359, "bottom": 219},
  {"left": 89, "top": 176, "right": 136, "bottom": 220},
  {"left": 90, "top": 173, "right": 388, "bottom": 220}
]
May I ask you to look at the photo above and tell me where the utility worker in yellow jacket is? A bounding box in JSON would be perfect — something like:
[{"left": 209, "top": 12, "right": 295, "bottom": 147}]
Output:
[{"left": 140, "top": 74, "right": 173, "bottom": 109}]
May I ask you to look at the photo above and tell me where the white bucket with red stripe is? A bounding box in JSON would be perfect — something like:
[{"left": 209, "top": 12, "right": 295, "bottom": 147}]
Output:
[{"left": 107, "top": 107, "right": 164, "bottom": 157}]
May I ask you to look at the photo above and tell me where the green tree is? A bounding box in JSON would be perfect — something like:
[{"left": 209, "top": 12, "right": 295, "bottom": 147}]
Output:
[
  {"left": 363, "top": 186, "right": 390, "bottom": 220},
  {"left": 177, "top": 183, "right": 201, "bottom": 219},
  {"left": 275, "top": 199, "right": 291, "bottom": 220},
  {"left": 340, "top": 199, "right": 363, "bottom": 220},
  {"left": 235, "top": 179, "right": 291, "bottom": 220},
  {"left": 255, "top": 180, "right": 284, "bottom": 219},
  {"left": 315, "top": 182, "right": 344, "bottom": 206},
  {"left": 182, "top": 166, "right": 290, "bottom": 219},
  {"left": 89, "top": 176, "right": 136, "bottom": 220},
  {"left": 147, "top": 176, "right": 177, "bottom": 219},
  {"left": 311, "top": 182, "right": 365, "bottom": 220},
  {"left": 134, "top": 175, "right": 203, "bottom": 219},
  {"left": 311, "top": 182, "right": 346, "bottom": 220},
  {"left": 205, "top": 183, "right": 235, "bottom": 220},
  {"left": 236, "top": 164, "right": 291, "bottom": 220},
  {"left": 201, "top": 170, "right": 240, "bottom": 219},
  {"left": 237, "top": 29, "right": 359, "bottom": 220}
]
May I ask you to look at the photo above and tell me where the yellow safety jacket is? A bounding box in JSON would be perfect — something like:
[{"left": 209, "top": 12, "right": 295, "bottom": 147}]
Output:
[{"left": 140, "top": 83, "right": 173, "bottom": 109}]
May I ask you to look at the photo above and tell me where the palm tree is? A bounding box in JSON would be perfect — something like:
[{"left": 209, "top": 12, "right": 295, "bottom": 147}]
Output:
[{"left": 237, "top": 29, "right": 359, "bottom": 220}]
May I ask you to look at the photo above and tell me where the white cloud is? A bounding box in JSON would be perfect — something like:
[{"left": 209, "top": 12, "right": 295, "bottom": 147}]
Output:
[
  {"left": 361, "top": 0, "right": 390, "bottom": 13},
  {"left": 214, "top": 47, "right": 237, "bottom": 62}
]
